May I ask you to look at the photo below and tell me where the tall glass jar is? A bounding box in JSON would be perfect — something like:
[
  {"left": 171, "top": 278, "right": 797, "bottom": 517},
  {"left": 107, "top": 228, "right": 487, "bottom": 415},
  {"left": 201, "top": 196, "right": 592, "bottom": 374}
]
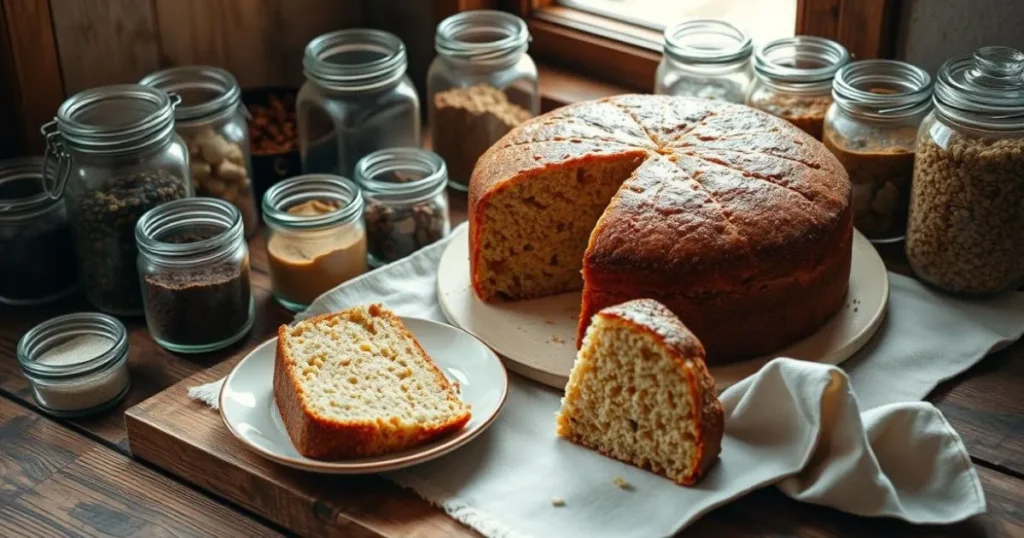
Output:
[
  {"left": 356, "top": 148, "right": 450, "bottom": 267},
  {"left": 823, "top": 60, "right": 932, "bottom": 243},
  {"left": 42, "top": 85, "right": 193, "bottom": 315},
  {"left": 298, "top": 29, "right": 420, "bottom": 179},
  {"left": 428, "top": 10, "right": 539, "bottom": 190},
  {"left": 0, "top": 157, "right": 78, "bottom": 305},
  {"left": 655, "top": 19, "right": 753, "bottom": 103},
  {"left": 263, "top": 175, "right": 367, "bottom": 311},
  {"left": 906, "top": 46, "right": 1024, "bottom": 295},
  {"left": 747, "top": 36, "right": 850, "bottom": 139},
  {"left": 140, "top": 66, "right": 260, "bottom": 238},
  {"left": 136, "top": 198, "right": 253, "bottom": 353}
]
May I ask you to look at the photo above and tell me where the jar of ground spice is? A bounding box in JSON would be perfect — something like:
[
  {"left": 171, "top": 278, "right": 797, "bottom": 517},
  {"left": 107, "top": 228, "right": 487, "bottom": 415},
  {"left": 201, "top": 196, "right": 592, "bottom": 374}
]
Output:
[
  {"left": 17, "top": 313, "right": 131, "bottom": 418},
  {"left": 428, "top": 10, "right": 538, "bottom": 190},
  {"left": 823, "top": 60, "right": 933, "bottom": 243},
  {"left": 263, "top": 175, "right": 367, "bottom": 311},
  {"left": 42, "top": 85, "right": 193, "bottom": 315},
  {"left": 906, "top": 46, "right": 1024, "bottom": 295},
  {"left": 356, "top": 148, "right": 450, "bottom": 266},
  {"left": 655, "top": 19, "right": 753, "bottom": 103},
  {"left": 0, "top": 157, "right": 78, "bottom": 305},
  {"left": 140, "top": 66, "right": 260, "bottom": 238},
  {"left": 747, "top": 36, "right": 850, "bottom": 139},
  {"left": 136, "top": 198, "right": 253, "bottom": 352}
]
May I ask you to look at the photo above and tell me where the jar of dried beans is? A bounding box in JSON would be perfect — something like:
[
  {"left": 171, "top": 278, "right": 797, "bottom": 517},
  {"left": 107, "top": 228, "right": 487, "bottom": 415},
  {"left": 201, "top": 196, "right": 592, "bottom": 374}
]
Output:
[
  {"left": 140, "top": 66, "right": 260, "bottom": 238},
  {"left": 823, "top": 60, "right": 933, "bottom": 243},
  {"left": 906, "top": 46, "right": 1024, "bottom": 295},
  {"left": 356, "top": 148, "right": 450, "bottom": 267},
  {"left": 428, "top": 10, "right": 538, "bottom": 190},
  {"left": 655, "top": 19, "right": 753, "bottom": 104},
  {"left": 42, "top": 85, "right": 193, "bottom": 315},
  {"left": 747, "top": 36, "right": 850, "bottom": 139}
]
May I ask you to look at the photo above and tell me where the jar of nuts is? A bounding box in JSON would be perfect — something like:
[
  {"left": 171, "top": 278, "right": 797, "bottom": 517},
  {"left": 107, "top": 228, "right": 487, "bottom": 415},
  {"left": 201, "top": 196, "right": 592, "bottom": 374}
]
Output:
[
  {"left": 355, "top": 148, "right": 450, "bottom": 267},
  {"left": 140, "top": 66, "right": 259, "bottom": 238},
  {"left": 823, "top": 60, "right": 933, "bottom": 243},
  {"left": 906, "top": 47, "right": 1024, "bottom": 295},
  {"left": 747, "top": 36, "right": 850, "bottom": 140}
]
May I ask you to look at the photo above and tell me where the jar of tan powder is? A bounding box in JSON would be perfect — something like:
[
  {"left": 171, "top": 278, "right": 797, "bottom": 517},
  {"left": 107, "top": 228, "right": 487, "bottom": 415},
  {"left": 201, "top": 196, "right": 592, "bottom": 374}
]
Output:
[{"left": 262, "top": 175, "right": 367, "bottom": 311}]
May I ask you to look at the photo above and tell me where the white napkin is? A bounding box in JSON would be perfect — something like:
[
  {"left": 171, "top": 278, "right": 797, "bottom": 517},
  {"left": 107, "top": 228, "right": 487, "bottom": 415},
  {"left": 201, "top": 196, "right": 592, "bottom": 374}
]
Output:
[{"left": 192, "top": 223, "right": 1024, "bottom": 537}]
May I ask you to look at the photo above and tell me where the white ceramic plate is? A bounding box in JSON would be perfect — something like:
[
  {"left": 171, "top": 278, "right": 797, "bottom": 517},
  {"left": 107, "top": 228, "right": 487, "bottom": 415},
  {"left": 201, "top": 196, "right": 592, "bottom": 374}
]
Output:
[
  {"left": 219, "top": 317, "right": 509, "bottom": 474},
  {"left": 438, "top": 225, "right": 889, "bottom": 390}
]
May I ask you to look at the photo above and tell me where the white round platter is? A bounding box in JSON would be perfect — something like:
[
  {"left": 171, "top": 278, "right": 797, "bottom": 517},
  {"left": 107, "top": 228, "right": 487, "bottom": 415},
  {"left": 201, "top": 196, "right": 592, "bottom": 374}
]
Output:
[
  {"left": 219, "top": 316, "right": 508, "bottom": 474},
  {"left": 437, "top": 225, "right": 889, "bottom": 390}
]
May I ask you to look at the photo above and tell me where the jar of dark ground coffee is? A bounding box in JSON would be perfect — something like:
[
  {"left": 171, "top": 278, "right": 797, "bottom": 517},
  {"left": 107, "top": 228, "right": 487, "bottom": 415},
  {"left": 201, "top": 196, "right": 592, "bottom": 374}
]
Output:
[{"left": 136, "top": 198, "right": 253, "bottom": 353}]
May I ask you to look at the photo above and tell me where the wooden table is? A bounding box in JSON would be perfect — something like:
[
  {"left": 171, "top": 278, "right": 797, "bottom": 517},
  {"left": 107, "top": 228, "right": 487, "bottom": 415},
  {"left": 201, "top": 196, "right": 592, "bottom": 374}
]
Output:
[{"left": 1, "top": 191, "right": 1022, "bottom": 538}]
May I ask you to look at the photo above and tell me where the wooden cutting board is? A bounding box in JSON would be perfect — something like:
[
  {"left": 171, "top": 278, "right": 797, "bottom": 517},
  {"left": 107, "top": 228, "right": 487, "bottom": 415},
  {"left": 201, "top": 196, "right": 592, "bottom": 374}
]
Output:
[{"left": 123, "top": 354, "right": 477, "bottom": 538}]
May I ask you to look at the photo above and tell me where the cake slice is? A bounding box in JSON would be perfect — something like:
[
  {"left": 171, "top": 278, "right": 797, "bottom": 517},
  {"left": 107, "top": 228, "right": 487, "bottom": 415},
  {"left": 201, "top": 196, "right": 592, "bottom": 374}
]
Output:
[
  {"left": 273, "top": 304, "right": 471, "bottom": 459},
  {"left": 556, "top": 299, "right": 724, "bottom": 485}
]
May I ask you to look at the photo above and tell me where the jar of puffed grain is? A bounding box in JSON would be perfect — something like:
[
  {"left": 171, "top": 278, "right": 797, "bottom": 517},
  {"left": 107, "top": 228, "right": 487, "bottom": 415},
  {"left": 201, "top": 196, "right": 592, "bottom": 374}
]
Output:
[{"left": 906, "top": 46, "right": 1024, "bottom": 295}]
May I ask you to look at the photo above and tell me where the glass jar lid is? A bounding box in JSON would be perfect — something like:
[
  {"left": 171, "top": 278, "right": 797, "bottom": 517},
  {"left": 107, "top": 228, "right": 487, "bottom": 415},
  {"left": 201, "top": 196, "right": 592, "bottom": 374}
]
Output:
[
  {"left": 0, "top": 157, "right": 60, "bottom": 218},
  {"left": 832, "top": 60, "right": 933, "bottom": 119},
  {"left": 663, "top": 19, "right": 752, "bottom": 65},
  {"left": 355, "top": 148, "right": 447, "bottom": 204},
  {"left": 754, "top": 36, "right": 850, "bottom": 84},
  {"left": 303, "top": 29, "right": 408, "bottom": 92},
  {"left": 933, "top": 46, "right": 1024, "bottom": 130},
  {"left": 139, "top": 66, "right": 242, "bottom": 125},
  {"left": 435, "top": 10, "right": 529, "bottom": 65},
  {"left": 17, "top": 312, "right": 128, "bottom": 381},
  {"left": 136, "top": 198, "right": 243, "bottom": 264},
  {"left": 48, "top": 84, "right": 179, "bottom": 155},
  {"left": 263, "top": 174, "right": 364, "bottom": 230}
]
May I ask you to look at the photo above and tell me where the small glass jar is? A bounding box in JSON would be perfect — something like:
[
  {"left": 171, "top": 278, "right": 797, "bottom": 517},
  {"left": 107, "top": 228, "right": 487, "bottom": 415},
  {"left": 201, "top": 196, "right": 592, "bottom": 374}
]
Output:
[
  {"left": 42, "top": 85, "right": 193, "bottom": 315},
  {"left": 298, "top": 29, "right": 421, "bottom": 179},
  {"left": 747, "top": 36, "right": 850, "bottom": 139},
  {"left": 0, "top": 157, "right": 78, "bottom": 305},
  {"left": 906, "top": 46, "right": 1024, "bottom": 295},
  {"left": 356, "top": 148, "right": 450, "bottom": 267},
  {"left": 428, "top": 10, "right": 539, "bottom": 190},
  {"left": 17, "top": 312, "right": 131, "bottom": 418},
  {"left": 823, "top": 60, "right": 933, "bottom": 243},
  {"left": 140, "top": 66, "right": 260, "bottom": 239},
  {"left": 263, "top": 175, "right": 367, "bottom": 311},
  {"left": 136, "top": 198, "right": 253, "bottom": 353},
  {"left": 655, "top": 19, "right": 753, "bottom": 103}
]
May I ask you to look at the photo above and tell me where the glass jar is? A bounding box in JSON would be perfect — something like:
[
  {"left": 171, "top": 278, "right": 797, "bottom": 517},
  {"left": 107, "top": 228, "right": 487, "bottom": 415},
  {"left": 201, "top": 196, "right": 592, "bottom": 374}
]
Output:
[
  {"left": 18, "top": 312, "right": 131, "bottom": 418},
  {"left": 42, "top": 85, "right": 193, "bottom": 316},
  {"left": 356, "top": 148, "right": 450, "bottom": 267},
  {"left": 823, "top": 60, "right": 933, "bottom": 243},
  {"left": 263, "top": 175, "right": 367, "bottom": 311},
  {"left": 0, "top": 157, "right": 78, "bottom": 305},
  {"left": 140, "top": 66, "right": 260, "bottom": 239},
  {"left": 655, "top": 19, "right": 753, "bottom": 103},
  {"left": 428, "top": 10, "right": 539, "bottom": 190},
  {"left": 747, "top": 36, "right": 850, "bottom": 139},
  {"left": 298, "top": 29, "right": 420, "bottom": 179},
  {"left": 136, "top": 198, "right": 253, "bottom": 353},
  {"left": 906, "top": 46, "right": 1024, "bottom": 295}
]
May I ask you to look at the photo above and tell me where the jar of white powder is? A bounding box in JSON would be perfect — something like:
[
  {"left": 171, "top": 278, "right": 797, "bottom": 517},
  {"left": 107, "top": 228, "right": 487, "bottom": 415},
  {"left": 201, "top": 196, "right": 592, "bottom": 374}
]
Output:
[{"left": 17, "top": 313, "right": 130, "bottom": 417}]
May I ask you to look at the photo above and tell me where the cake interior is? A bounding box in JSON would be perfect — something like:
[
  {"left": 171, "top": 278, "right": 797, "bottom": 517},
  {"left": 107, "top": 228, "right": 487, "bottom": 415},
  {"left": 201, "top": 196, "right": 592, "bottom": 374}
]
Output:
[
  {"left": 556, "top": 314, "right": 699, "bottom": 483},
  {"left": 476, "top": 156, "right": 643, "bottom": 300}
]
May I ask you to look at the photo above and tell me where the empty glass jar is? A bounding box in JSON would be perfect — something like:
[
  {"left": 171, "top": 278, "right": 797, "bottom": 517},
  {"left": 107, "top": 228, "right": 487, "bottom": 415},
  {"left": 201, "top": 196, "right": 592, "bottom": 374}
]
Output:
[
  {"left": 298, "top": 29, "right": 420, "bottom": 179},
  {"left": 655, "top": 19, "right": 753, "bottom": 103},
  {"left": 747, "top": 36, "right": 850, "bottom": 139},
  {"left": 428, "top": 10, "right": 538, "bottom": 190},
  {"left": 140, "top": 66, "right": 260, "bottom": 238},
  {"left": 42, "top": 85, "right": 193, "bottom": 315}
]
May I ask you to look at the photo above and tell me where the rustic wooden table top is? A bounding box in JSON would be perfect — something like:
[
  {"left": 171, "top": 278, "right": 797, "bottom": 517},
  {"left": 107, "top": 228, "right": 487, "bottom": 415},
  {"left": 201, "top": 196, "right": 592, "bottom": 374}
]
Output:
[{"left": 1, "top": 190, "right": 1022, "bottom": 538}]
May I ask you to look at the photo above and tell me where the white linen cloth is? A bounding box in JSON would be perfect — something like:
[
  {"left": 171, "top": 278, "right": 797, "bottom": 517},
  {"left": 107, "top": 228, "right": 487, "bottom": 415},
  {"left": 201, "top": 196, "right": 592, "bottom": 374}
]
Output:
[{"left": 191, "top": 223, "right": 1024, "bottom": 538}]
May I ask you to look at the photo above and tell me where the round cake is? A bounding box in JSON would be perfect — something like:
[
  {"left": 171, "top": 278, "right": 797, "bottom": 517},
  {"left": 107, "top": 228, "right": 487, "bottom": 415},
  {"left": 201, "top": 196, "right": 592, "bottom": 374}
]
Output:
[{"left": 468, "top": 95, "right": 852, "bottom": 364}]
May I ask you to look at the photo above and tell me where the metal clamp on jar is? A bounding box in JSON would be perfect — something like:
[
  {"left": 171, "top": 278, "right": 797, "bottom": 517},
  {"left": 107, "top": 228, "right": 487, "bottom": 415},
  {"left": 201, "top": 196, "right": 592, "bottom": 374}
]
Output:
[
  {"left": 42, "top": 85, "right": 193, "bottom": 315},
  {"left": 655, "top": 19, "right": 753, "bottom": 103}
]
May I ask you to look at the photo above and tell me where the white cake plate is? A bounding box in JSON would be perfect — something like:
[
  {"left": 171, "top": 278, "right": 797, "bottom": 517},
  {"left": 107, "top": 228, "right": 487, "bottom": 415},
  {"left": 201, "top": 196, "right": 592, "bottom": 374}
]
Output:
[{"left": 437, "top": 225, "right": 889, "bottom": 390}]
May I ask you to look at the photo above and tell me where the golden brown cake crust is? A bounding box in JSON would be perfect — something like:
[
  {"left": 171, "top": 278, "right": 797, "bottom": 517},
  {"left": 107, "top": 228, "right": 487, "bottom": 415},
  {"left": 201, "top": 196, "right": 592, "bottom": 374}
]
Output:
[{"left": 469, "top": 95, "right": 852, "bottom": 364}]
